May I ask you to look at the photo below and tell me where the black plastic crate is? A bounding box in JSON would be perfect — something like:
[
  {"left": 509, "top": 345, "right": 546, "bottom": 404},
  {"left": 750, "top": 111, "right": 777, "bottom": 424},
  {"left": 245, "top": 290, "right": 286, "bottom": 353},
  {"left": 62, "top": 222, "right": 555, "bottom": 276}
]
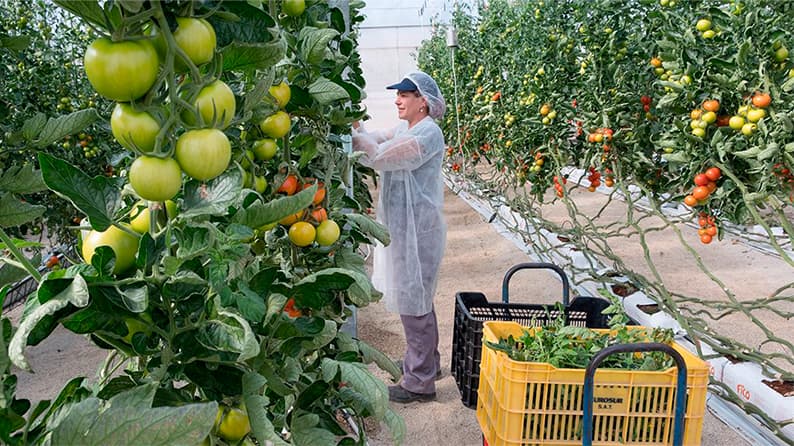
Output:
[{"left": 450, "top": 263, "right": 612, "bottom": 409}]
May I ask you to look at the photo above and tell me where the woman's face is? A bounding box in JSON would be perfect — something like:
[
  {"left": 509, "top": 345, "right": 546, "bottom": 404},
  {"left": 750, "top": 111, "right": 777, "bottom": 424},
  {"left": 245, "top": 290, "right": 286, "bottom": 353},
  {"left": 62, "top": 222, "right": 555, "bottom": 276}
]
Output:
[{"left": 394, "top": 90, "right": 426, "bottom": 123}]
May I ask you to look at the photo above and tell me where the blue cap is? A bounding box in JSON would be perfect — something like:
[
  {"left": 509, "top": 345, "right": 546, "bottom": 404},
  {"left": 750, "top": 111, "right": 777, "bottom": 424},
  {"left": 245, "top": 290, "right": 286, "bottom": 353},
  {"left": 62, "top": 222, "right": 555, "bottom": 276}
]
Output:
[{"left": 386, "top": 78, "right": 418, "bottom": 91}]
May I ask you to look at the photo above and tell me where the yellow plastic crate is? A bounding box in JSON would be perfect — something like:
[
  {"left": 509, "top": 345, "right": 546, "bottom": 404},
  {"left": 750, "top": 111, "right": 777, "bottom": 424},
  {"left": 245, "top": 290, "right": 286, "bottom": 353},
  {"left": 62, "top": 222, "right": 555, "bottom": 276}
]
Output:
[{"left": 476, "top": 321, "right": 708, "bottom": 446}]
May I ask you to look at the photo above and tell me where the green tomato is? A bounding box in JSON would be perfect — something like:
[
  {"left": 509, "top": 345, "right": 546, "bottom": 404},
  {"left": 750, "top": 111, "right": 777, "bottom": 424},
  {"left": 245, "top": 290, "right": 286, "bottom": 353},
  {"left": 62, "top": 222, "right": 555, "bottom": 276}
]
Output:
[
  {"left": 215, "top": 406, "right": 251, "bottom": 442},
  {"left": 282, "top": 0, "right": 306, "bottom": 16},
  {"left": 252, "top": 138, "right": 278, "bottom": 160},
  {"left": 315, "top": 219, "right": 340, "bottom": 246},
  {"left": 175, "top": 129, "right": 231, "bottom": 181},
  {"left": 741, "top": 123, "right": 756, "bottom": 136},
  {"left": 702, "top": 29, "right": 716, "bottom": 39},
  {"left": 184, "top": 80, "right": 236, "bottom": 129},
  {"left": 269, "top": 81, "right": 291, "bottom": 108},
  {"left": 254, "top": 175, "right": 268, "bottom": 193},
  {"left": 129, "top": 200, "right": 178, "bottom": 234},
  {"left": 173, "top": 17, "right": 216, "bottom": 68},
  {"left": 84, "top": 38, "right": 159, "bottom": 101},
  {"left": 81, "top": 225, "right": 139, "bottom": 274},
  {"left": 774, "top": 46, "right": 789, "bottom": 62},
  {"left": 129, "top": 156, "right": 183, "bottom": 202},
  {"left": 111, "top": 103, "right": 160, "bottom": 153},
  {"left": 695, "top": 19, "right": 711, "bottom": 32},
  {"left": 259, "top": 111, "right": 291, "bottom": 138}
]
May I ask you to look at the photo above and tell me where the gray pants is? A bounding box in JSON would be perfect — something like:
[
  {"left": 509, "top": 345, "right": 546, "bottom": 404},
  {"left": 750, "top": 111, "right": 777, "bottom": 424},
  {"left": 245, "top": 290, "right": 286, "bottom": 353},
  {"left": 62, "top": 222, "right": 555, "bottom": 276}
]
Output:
[{"left": 399, "top": 308, "right": 441, "bottom": 394}]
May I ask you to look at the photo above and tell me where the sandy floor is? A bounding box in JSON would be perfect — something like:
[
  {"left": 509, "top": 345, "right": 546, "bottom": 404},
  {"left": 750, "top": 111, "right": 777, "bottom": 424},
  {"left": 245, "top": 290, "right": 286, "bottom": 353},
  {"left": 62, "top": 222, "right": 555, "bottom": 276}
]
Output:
[{"left": 9, "top": 185, "right": 746, "bottom": 446}]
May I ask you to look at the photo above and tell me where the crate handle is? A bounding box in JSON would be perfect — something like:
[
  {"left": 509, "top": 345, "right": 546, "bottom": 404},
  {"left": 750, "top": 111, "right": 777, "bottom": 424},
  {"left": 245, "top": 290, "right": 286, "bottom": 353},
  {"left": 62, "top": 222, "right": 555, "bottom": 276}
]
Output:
[
  {"left": 501, "top": 262, "right": 570, "bottom": 305},
  {"left": 582, "top": 342, "right": 688, "bottom": 446}
]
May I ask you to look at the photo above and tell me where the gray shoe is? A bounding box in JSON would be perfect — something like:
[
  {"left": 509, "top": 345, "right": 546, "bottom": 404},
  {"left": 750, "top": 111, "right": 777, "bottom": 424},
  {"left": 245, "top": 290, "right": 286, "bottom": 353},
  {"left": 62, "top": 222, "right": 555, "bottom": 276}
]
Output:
[
  {"left": 388, "top": 385, "right": 436, "bottom": 403},
  {"left": 395, "top": 359, "right": 443, "bottom": 380}
]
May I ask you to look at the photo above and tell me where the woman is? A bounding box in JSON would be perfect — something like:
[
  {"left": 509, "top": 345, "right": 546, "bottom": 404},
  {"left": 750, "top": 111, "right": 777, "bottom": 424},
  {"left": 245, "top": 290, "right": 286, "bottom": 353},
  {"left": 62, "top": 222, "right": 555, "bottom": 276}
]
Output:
[{"left": 352, "top": 71, "right": 447, "bottom": 403}]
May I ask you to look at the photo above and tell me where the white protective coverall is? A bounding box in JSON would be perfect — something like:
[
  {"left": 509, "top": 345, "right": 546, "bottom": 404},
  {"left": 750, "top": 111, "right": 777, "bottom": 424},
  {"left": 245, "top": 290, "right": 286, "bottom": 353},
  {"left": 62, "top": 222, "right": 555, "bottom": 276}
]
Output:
[{"left": 352, "top": 73, "right": 447, "bottom": 317}]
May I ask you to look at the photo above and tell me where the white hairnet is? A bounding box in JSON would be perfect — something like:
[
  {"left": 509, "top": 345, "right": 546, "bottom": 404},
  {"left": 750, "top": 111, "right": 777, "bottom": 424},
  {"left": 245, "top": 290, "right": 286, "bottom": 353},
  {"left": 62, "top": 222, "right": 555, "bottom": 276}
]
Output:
[{"left": 405, "top": 71, "right": 446, "bottom": 120}]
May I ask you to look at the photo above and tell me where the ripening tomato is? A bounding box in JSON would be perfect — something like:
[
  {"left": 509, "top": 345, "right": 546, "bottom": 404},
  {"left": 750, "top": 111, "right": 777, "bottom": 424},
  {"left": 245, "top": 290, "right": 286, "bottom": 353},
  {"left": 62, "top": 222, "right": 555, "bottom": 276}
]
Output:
[
  {"left": 289, "top": 221, "right": 316, "bottom": 247},
  {"left": 751, "top": 92, "right": 771, "bottom": 109},
  {"left": 129, "top": 156, "right": 183, "bottom": 202},
  {"left": 185, "top": 80, "right": 236, "bottom": 129},
  {"left": 173, "top": 17, "right": 216, "bottom": 68},
  {"left": 702, "top": 99, "right": 720, "bottom": 112},
  {"left": 694, "top": 173, "right": 710, "bottom": 186},
  {"left": 81, "top": 224, "right": 139, "bottom": 274},
  {"left": 684, "top": 195, "right": 698, "bottom": 207},
  {"left": 84, "top": 38, "right": 159, "bottom": 101},
  {"left": 111, "top": 103, "right": 160, "bottom": 153},
  {"left": 691, "top": 186, "right": 710, "bottom": 200},
  {"left": 175, "top": 129, "right": 231, "bottom": 181},
  {"left": 700, "top": 234, "right": 713, "bottom": 244},
  {"left": 277, "top": 174, "right": 299, "bottom": 195},
  {"left": 310, "top": 207, "right": 328, "bottom": 223},
  {"left": 705, "top": 167, "right": 721, "bottom": 182},
  {"left": 279, "top": 210, "right": 305, "bottom": 226}
]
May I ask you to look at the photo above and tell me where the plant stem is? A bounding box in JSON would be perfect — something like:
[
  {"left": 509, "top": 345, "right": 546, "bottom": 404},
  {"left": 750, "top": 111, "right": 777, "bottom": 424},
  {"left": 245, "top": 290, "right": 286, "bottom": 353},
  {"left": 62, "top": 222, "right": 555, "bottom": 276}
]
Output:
[{"left": 0, "top": 227, "right": 42, "bottom": 283}]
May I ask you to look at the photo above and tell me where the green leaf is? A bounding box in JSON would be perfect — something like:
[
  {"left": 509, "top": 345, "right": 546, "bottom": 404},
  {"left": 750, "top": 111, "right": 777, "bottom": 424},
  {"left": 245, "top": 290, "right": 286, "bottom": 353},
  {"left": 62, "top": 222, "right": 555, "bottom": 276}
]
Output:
[
  {"left": 359, "top": 340, "right": 401, "bottom": 380},
  {"left": 232, "top": 184, "right": 316, "bottom": 228},
  {"left": 175, "top": 225, "right": 215, "bottom": 260},
  {"left": 300, "top": 320, "right": 336, "bottom": 350},
  {"left": 51, "top": 384, "right": 217, "bottom": 446},
  {"left": 0, "top": 193, "right": 45, "bottom": 228},
  {"left": 9, "top": 275, "right": 89, "bottom": 371},
  {"left": 322, "top": 358, "right": 388, "bottom": 419},
  {"left": 1, "top": 35, "right": 31, "bottom": 51},
  {"left": 244, "top": 392, "right": 288, "bottom": 446},
  {"left": 300, "top": 27, "right": 339, "bottom": 64},
  {"left": 222, "top": 39, "right": 288, "bottom": 72},
  {"left": 0, "top": 261, "right": 29, "bottom": 289},
  {"left": 38, "top": 153, "right": 122, "bottom": 231},
  {"left": 308, "top": 77, "right": 350, "bottom": 105},
  {"left": 0, "top": 163, "right": 48, "bottom": 194},
  {"left": 293, "top": 268, "right": 356, "bottom": 308},
  {"left": 383, "top": 407, "right": 406, "bottom": 444},
  {"left": 291, "top": 413, "right": 337, "bottom": 446},
  {"left": 21, "top": 113, "right": 47, "bottom": 141},
  {"left": 33, "top": 109, "right": 100, "bottom": 148},
  {"left": 182, "top": 170, "right": 242, "bottom": 218},
  {"left": 196, "top": 310, "right": 259, "bottom": 361},
  {"left": 236, "top": 282, "right": 267, "bottom": 323},
  {"left": 345, "top": 213, "right": 390, "bottom": 246},
  {"left": 53, "top": 0, "right": 108, "bottom": 30}
]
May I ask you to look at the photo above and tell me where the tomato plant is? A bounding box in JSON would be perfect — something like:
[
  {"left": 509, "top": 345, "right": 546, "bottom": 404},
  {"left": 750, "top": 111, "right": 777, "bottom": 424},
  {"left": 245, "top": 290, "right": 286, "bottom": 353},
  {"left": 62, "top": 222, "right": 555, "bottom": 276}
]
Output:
[{"left": 1, "top": 1, "right": 398, "bottom": 445}]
